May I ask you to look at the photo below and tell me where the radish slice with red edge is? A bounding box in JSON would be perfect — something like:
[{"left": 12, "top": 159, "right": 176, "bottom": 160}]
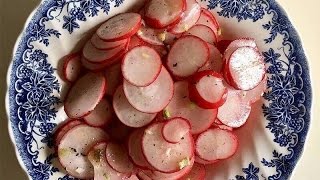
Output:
[
  {"left": 82, "top": 40, "right": 127, "bottom": 64},
  {"left": 63, "top": 53, "right": 82, "bottom": 82},
  {"left": 189, "top": 70, "right": 228, "bottom": 109},
  {"left": 165, "top": 81, "right": 217, "bottom": 134},
  {"left": 217, "top": 90, "right": 251, "bottom": 128},
  {"left": 91, "top": 33, "right": 128, "bottom": 50},
  {"left": 64, "top": 72, "right": 106, "bottom": 118},
  {"left": 179, "top": 163, "right": 205, "bottom": 180},
  {"left": 137, "top": 25, "right": 164, "bottom": 45},
  {"left": 113, "top": 86, "right": 157, "bottom": 128},
  {"left": 199, "top": 43, "right": 223, "bottom": 72},
  {"left": 104, "top": 63, "right": 122, "bottom": 96},
  {"left": 57, "top": 124, "right": 109, "bottom": 179},
  {"left": 105, "top": 142, "right": 134, "bottom": 174},
  {"left": 129, "top": 35, "right": 168, "bottom": 57},
  {"left": 128, "top": 129, "right": 152, "bottom": 169},
  {"left": 122, "top": 45, "right": 162, "bottom": 87},
  {"left": 97, "top": 13, "right": 142, "bottom": 42},
  {"left": 83, "top": 98, "right": 112, "bottom": 127},
  {"left": 144, "top": 0, "right": 186, "bottom": 28},
  {"left": 183, "top": 24, "right": 217, "bottom": 44},
  {"left": 226, "top": 46, "right": 265, "bottom": 90},
  {"left": 195, "top": 128, "right": 238, "bottom": 162},
  {"left": 163, "top": 31, "right": 181, "bottom": 45},
  {"left": 162, "top": 117, "right": 191, "bottom": 143},
  {"left": 213, "top": 124, "right": 234, "bottom": 131},
  {"left": 54, "top": 119, "right": 83, "bottom": 146},
  {"left": 170, "top": 0, "right": 201, "bottom": 34},
  {"left": 123, "top": 66, "right": 174, "bottom": 113},
  {"left": 167, "top": 35, "right": 209, "bottom": 78},
  {"left": 142, "top": 122, "right": 194, "bottom": 173},
  {"left": 88, "top": 142, "right": 128, "bottom": 180},
  {"left": 223, "top": 38, "right": 257, "bottom": 61},
  {"left": 196, "top": 9, "right": 219, "bottom": 37},
  {"left": 238, "top": 75, "right": 267, "bottom": 104},
  {"left": 194, "top": 155, "right": 214, "bottom": 165}
]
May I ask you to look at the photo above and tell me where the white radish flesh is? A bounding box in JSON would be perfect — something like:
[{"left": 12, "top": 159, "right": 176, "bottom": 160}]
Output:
[
  {"left": 223, "top": 38, "right": 258, "bottom": 62},
  {"left": 91, "top": 33, "right": 128, "bottom": 50},
  {"left": 64, "top": 72, "right": 106, "bottom": 118},
  {"left": 81, "top": 56, "right": 111, "bottom": 72},
  {"left": 104, "top": 63, "right": 122, "bottom": 96},
  {"left": 137, "top": 25, "right": 164, "bottom": 45},
  {"left": 122, "top": 46, "right": 162, "bottom": 87},
  {"left": 127, "top": 129, "right": 151, "bottom": 168},
  {"left": 83, "top": 98, "right": 112, "bottom": 127},
  {"left": 197, "top": 8, "right": 220, "bottom": 37},
  {"left": 142, "top": 122, "right": 194, "bottom": 173},
  {"left": 97, "top": 13, "right": 142, "bottom": 41},
  {"left": 123, "top": 66, "right": 174, "bottom": 113},
  {"left": 106, "top": 142, "right": 134, "bottom": 174},
  {"left": 54, "top": 120, "right": 83, "bottom": 146},
  {"left": 183, "top": 24, "right": 217, "bottom": 44},
  {"left": 113, "top": 86, "right": 157, "bottom": 128},
  {"left": 239, "top": 75, "right": 267, "bottom": 104},
  {"left": 58, "top": 124, "right": 109, "bottom": 179},
  {"left": 199, "top": 43, "right": 223, "bottom": 72},
  {"left": 167, "top": 35, "right": 209, "bottom": 78},
  {"left": 162, "top": 117, "right": 191, "bottom": 143},
  {"left": 165, "top": 81, "right": 217, "bottom": 134},
  {"left": 195, "top": 128, "right": 238, "bottom": 162},
  {"left": 63, "top": 53, "right": 82, "bottom": 82}
]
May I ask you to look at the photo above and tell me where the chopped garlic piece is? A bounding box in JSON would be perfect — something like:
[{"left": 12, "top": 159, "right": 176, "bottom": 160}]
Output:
[
  {"left": 179, "top": 157, "right": 191, "bottom": 169},
  {"left": 217, "top": 28, "right": 222, "bottom": 36},
  {"left": 157, "top": 32, "right": 166, "bottom": 41},
  {"left": 137, "top": 30, "right": 143, "bottom": 35},
  {"left": 58, "top": 148, "right": 70, "bottom": 157},
  {"left": 166, "top": 148, "right": 172, "bottom": 156},
  {"left": 189, "top": 101, "right": 197, "bottom": 109},
  {"left": 75, "top": 167, "right": 85, "bottom": 174},
  {"left": 183, "top": 24, "right": 189, "bottom": 31},
  {"left": 142, "top": 53, "right": 150, "bottom": 59},
  {"left": 163, "top": 109, "right": 171, "bottom": 119},
  {"left": 146, "top": 130, "right": 153, "bottom": 135}
]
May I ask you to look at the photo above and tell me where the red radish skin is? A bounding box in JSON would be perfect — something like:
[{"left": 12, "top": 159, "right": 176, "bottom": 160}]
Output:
[
  {"left": 64, "top": 72, "right": 106, "bottom": 119},
  {"left": 227, "top": 46, "right": 265, "bottom": 90},
  {"left": 63, "top": 53, "right": 82, "bottom": 82},
  {"left": 188, "top": 70, "right": 228, "bottom": 109},
  {"left": 83, "top": 98, "right": 112, "bottom": 127},
  {"left": 162, "top": 117, "right": 191, "bottom": 143},
  {"left": 57, "top": 124, "right": 109, "bottom": 179},
  {"left": 144, "top": 0, "right": 186, "bottom": 29},
  {"left": 167, "top": 35, "right": 209, "bottom": 78},
  {"left": 217, "top": 40, "right": 233, "bottom": 53},
  {"left": 212, "top": 123, "right": 233, "bottom": 131},
  {"left": 165, "top": 81, "right": 217, "bottom": 134},
  {"left": 201, "top": 8, "right": 220, "bottom": 31},
  {"left": 217, "top": 89, "right": 251, "bottom": 128},
  {"left": 97, "top": 13, "right": 142, "bottom": 42},
  {"left": 199, "top": 43, "right": 223, "bottom": 72},
  {"left": 127, "top": 129, "right": 152, "bottom": 169},
  {"left": 113, "top": 86, "right": 157, "bottom": 128},
  {"left": 195, "top": 155, "right": 215, "bottom": 165},
  {"left": 54, "top": 119, "right": 83, "bottom": 146},
  {"left": 122, "top": 46, "right": 162, "bottom": 87},
  {"left": 91, "top": 33, "right": 128, "bottom": 50},
  {"left": 196, "top": 9, "right": 219, "bottom": 38},
  {"left": 104, "top": 63, "right": 122, "bottom": 96},
  {"left": 183, "top": 24, "right": 217, "bottom": 44},
  {"left": 88, "top": 142, "right": 129, "bottom": 180},
  {"left": 81, "top": 56, "right": 110, "bottom": 72},
  {"left": 123, "top": 66, "right": 174, "bottom": 113},
  {"left": 142, "top": 122, "right": 194, "bottom": 173},
  {"left": 105, "top": 142, "right": 135, "bottom": 174},
  {"left": 195, "top": 128, "right": 238, "bottom": 162},
  {"left": 170, "top": 0, "right": 201, "bottom": 34},
  {"left": 179, "top": 163, "right": 205, "bottom": 180}
]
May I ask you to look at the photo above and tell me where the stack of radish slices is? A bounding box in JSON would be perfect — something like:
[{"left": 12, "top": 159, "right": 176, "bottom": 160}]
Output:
[{"left": 57, "top": 0, "right": 267, "bottom": 179}]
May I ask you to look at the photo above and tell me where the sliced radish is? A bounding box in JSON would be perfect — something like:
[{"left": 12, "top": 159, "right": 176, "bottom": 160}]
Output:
[
  {"left": 195, "top": 128, "right": 238, "bottom": 162},
  {"left": 212, "top": 124, "right": 233, "bottom": 131},
  {"left": 127, "top": 129, "right": 151, "bottom": 169},
  {"left": 194, "top": 155, "right": 214, "bottom": 165},
  {"left": 64, "top": 72, "right": 106, "bottom": 118},
  {"left": 106, "top": 142, "right": 134, "bottom": 174},
  {"left": 183, "top": 24, "right": 217, "bottom": 44},
  {"left": 82, "top": 41, "right": 127, "bottom": 64},
  {"left": 113, "top": 86, "right": 157, "bottom": 128},
  {"left": 137, "top": 25, "right": 164, "bottom": 45},
  {"left": 106, "top": 119, "right": 133, "bottom": 142},
  {"left": 83, "top": 98, "right": 112, "bottom": 127},
  {"left": 129, "top": 35, "right": 168, "bottom": 57},
  {"left": 199, "top": 43, "right": 223, "bottom": 72},
  {"left": 62, "top": 53, "right": 82, "bottom": 82},
  {"left": 91, "top": 33, "right": 128, "bottom": 50},
  {"left": 170, "top": 0, "right": 201, "bottom": 34},
  {"left": 165, "top": 81, "right": 217, "bottom": 134},
  {"left": 223, "top": 38, "right": 258, "bottom": 62},
  {"left": 104, "top": 63, "right": 122, "bottom": 96},
  {"left": 167, "top": 35, "right": 209, "bottom": 78},
  {"left": 217, "top": 90, "right": 251, "bottom": 128},
  {"left": 123, "top": 66, "right": 174, "bottom": 113},
  {"left": 162, "top": 117, "right": 191, "bottom": 143},
  {"left": 188, "top": 70, "right": 228, "bottom": 109},
  {"left": 238, "top": 75, "right": 267, "bottom": 104},
  {"left": 226, "top": 46, "right": 265, "bottom": 90},
  {"left": 163, "top": 31, "right": 181, "bottom": 45},
  {"left": 217, "top": 40, "right": 232, "bottom": 53},
  {"left": 196, "top": 9, "right": 219, "bottom": 37},
  {"left": 81, "top": 56, "right": 111, "bottom": 72},
  {"left": 144, "top": 0, "right": 186, "bottom": 28},
  {"left": 122, "top": 46, "right": 162, "bottom": 87},
  {"left": 179, "top": 163, "right": 205, "bottom": 180},
  {"left": 57, "top": 124, "right": 109, "bottom": 179},
  {"left": 88, "top": 142, "right": 128, "bottom": 180},
  {"left": 142, "top": 122, "right": 194, "bottom": 173},
  {"left": 54, "top": 119, "right": 83, "bottom": 146},
  {"left": 97, "top": 13, "right": 142, "bottom": 42}
]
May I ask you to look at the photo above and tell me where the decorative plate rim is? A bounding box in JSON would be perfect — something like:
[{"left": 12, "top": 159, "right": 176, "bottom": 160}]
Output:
[{"left": 6, "top": 0, "right": 312, "bottom": 179}]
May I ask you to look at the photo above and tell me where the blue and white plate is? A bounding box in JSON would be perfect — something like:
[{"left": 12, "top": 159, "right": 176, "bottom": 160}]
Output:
[{"left": 6, "top": 0, "right": 312, "bottom": 179}]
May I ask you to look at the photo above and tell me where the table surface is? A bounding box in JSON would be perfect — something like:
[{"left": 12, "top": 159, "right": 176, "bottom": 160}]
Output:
[{"left": 0, "top": 0, "right": 319, "bottom": 179}]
